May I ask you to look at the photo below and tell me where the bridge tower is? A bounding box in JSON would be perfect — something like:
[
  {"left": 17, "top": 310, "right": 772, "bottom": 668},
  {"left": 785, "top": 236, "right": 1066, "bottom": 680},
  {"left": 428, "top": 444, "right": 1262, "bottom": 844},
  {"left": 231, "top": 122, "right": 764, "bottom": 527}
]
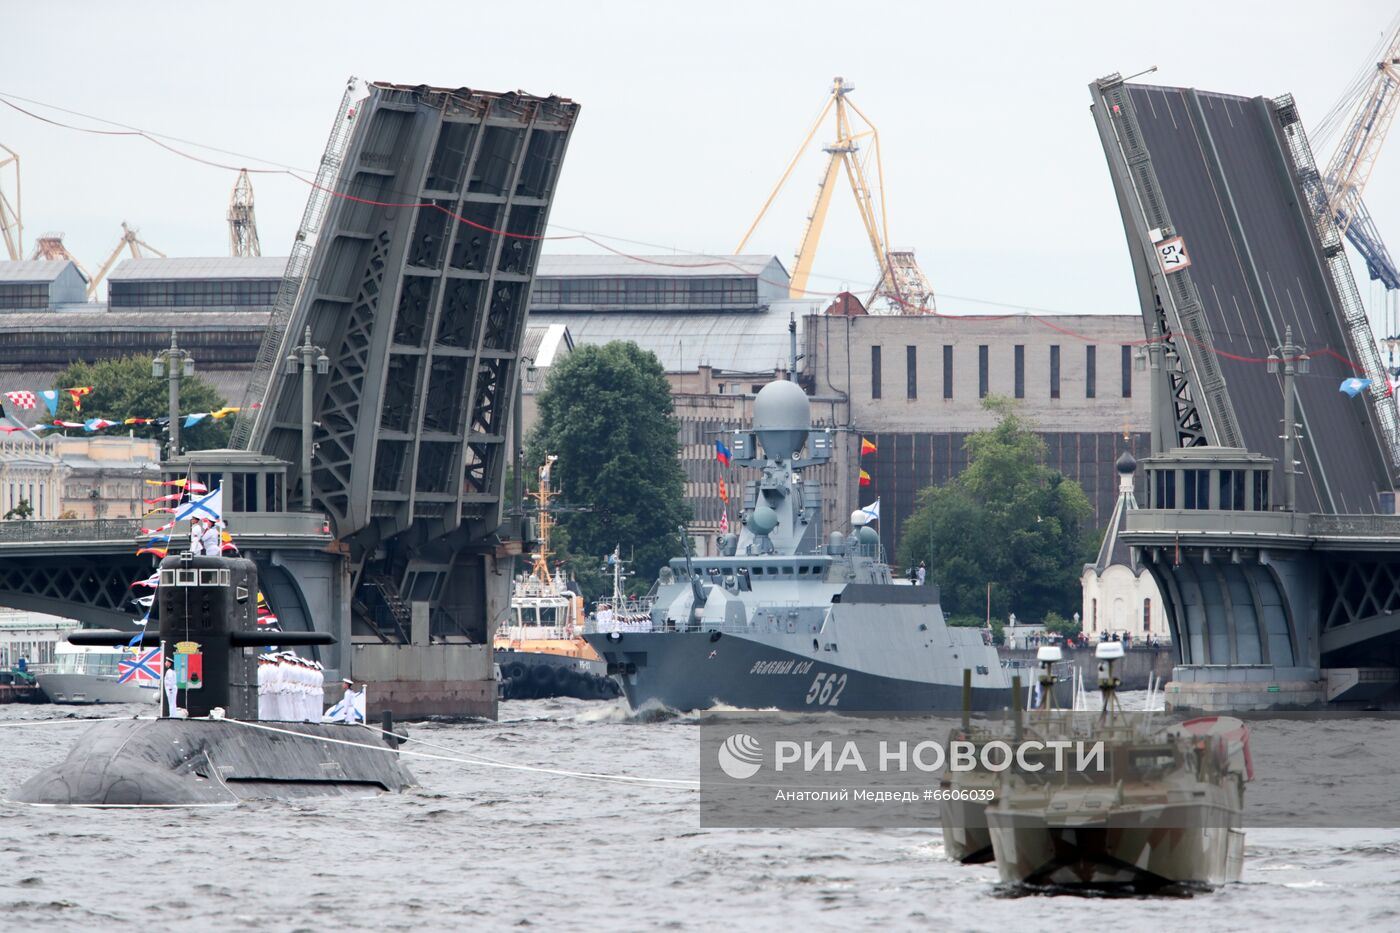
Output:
[{"left": 235, "top": 81, "right": 579, "bottom": 715}]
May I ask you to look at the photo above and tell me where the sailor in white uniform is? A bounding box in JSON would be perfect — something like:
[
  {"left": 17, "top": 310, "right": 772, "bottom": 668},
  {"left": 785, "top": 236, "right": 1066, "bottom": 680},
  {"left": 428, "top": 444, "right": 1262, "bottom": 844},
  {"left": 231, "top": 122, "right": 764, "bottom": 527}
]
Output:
[
  {"left": 273, "top": 653, "right": 293, "bottom": 720},
  {"left": 256, "top": 654, "right": 273, "bottom": 720},
  {"left": 163, "top": 658, "right": 179, "bottom": 717},
  {"left": 339, "top": 678, "right": 360, "bottom": 724},
  {"left": 311, "top": 661, "right": 324, "bottom": 720},
  {"left": 200, "top": 519, "right": 222, "bottom": 558},
  {"left": 188, "top": 519, "right": 205, "bottom": 555},
  {"left": 296, "top": 658, "right": 313, "bottom": 720}
]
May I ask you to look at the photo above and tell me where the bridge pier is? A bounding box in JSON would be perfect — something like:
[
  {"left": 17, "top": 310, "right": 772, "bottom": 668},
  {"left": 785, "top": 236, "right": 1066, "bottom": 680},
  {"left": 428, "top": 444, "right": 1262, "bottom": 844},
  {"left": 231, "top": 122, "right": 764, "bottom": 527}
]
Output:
[{"left": 1125, "top": 449, "right": 1400, "bottom": 710}]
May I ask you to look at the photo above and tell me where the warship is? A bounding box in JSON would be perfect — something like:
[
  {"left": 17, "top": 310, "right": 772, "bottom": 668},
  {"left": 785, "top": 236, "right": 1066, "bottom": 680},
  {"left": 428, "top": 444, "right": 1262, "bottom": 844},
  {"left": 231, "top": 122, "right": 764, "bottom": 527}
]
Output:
[
  {"left": 14, "top": 552, "right": 415, "bottom": 806},
  {"left": 982, "top": 642, "right": 1252, "bottom": 891},
  {"left": 583, "top": 379, "right": 1010, "bottom": 713}
]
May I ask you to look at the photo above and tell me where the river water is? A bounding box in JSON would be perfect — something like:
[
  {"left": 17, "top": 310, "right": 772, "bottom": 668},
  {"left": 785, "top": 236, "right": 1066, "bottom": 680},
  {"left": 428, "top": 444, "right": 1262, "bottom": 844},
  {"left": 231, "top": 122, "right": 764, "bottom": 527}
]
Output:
[{"left": 3, "top": 697, "right": 1399, "bottom": 932}]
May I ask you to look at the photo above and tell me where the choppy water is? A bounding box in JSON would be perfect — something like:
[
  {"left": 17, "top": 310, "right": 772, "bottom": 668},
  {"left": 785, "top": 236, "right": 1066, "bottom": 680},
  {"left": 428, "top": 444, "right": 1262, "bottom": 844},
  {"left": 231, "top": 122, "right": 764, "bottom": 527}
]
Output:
[{"left": 3, "top": 697, "right": 1399, "bottom": 932}]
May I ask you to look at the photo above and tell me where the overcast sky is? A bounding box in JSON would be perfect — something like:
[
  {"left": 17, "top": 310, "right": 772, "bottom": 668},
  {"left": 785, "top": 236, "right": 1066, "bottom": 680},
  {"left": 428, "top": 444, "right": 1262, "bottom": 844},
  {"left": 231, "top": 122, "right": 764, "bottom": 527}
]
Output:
[{"left": 3, "top": 0, "right": 1398, "bottom": 317}]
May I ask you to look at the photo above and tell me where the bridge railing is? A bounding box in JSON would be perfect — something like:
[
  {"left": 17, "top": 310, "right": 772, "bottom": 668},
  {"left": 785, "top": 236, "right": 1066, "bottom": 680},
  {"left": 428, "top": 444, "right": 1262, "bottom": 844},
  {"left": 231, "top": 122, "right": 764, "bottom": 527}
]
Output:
[
  {"left": 233, "top": 78, "right": 362, "bottom": 451},
  {"left": 0, "top": 518, "right": 142, "bottom": 543}
]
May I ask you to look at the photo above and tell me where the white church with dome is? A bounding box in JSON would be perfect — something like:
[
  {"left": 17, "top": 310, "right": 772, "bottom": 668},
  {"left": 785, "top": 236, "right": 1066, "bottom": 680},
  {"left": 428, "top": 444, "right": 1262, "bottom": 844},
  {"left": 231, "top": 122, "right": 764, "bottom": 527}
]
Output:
[{"left": 1080, "top": 450, "right": 1170, "bottom": 643}]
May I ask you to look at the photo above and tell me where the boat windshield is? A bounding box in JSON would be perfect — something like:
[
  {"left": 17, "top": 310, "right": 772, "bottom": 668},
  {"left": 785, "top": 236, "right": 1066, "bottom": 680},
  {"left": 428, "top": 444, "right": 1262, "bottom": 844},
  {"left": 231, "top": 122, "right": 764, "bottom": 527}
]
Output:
[{"left": 52, "top": 650, "right": 122, "bottom": 676}]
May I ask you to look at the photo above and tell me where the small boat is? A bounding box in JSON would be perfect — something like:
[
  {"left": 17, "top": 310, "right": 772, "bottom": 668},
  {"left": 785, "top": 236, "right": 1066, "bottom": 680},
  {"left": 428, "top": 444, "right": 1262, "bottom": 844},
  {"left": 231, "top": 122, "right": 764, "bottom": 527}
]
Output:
[
  {"left": 34, "top": 643, "right": 162, "bottom": 705},
  {"left": 982, "top": 642, "right": 1253, "bottom": 891},
  {"left": 493, "top": 456, "right": 619, "bottom": 702}
]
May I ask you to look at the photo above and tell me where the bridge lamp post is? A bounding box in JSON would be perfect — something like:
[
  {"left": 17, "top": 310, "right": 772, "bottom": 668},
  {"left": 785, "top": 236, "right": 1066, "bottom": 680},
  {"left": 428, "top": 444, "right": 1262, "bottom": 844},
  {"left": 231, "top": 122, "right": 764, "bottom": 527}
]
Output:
[
  {"left": 1266, "top": 326, "right": 1309, "bottom": 513},
  {"left": 285, "top": 327, "right": 329, "bottom": 512},
  {"left": 1134, "top": 321, "right": 1172, "bottom": 453},
  {"left": 151, "top": 332, "right": 195, "bottom": 459}
]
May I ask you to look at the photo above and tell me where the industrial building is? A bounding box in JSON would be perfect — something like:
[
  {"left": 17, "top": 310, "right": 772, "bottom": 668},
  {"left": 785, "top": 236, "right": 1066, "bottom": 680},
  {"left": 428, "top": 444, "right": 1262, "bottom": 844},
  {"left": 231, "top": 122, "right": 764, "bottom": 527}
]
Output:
[
  {"left": 0, "top": 251, "right": 1151, "bottom": 562},
  {"left": 803, "top": 310, "right": 1152, "bottom": 558}
]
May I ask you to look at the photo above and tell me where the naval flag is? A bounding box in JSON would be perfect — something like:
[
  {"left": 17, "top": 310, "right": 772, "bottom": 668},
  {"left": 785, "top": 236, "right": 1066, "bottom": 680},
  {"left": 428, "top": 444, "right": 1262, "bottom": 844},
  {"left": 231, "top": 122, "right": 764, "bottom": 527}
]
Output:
[
  {"left": 323, "top": 689, "right": 367, "bottom": 724},
  {"left": 174, "top": 484, "right": 223, "bottom": 523},
  {"left": 856, "top": 499, "right": 880, "bottom": 524}
]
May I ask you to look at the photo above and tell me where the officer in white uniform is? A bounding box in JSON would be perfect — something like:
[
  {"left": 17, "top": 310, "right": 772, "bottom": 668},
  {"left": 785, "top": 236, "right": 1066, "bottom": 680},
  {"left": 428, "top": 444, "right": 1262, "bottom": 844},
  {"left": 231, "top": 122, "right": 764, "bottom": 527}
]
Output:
[
  {"left": 339, "top": 678, "right": 359, "bottom": 724},
  {"left": 189, "top": 519, "right": 205, "bottom": 555},
  {"left": 200, "top": 519, "right": 222, "bottom": 558}
]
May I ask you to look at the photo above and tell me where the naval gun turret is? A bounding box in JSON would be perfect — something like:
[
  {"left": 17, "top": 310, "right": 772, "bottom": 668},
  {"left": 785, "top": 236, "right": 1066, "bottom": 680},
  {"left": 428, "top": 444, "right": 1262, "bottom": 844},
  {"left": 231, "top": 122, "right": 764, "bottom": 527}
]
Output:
[{"left": 14, "top": 553, "right": 415, "bottom": 806}]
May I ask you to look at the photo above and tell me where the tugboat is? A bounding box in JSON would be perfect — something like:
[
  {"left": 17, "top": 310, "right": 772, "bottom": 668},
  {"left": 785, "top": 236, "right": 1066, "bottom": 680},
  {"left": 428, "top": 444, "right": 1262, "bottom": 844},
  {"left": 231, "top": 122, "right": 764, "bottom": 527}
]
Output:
[
  {"left": 983, "top": 641, "right": 1252, "bottom": 891},
  {"left": 494, "top": 456, "right": 619, "bottom": 702},
  {"left": 13, "top": 552, "right": 415, "bottom": 806},
  {"left": 583, "top": 379, "right": 1010, "bottom": 713}
]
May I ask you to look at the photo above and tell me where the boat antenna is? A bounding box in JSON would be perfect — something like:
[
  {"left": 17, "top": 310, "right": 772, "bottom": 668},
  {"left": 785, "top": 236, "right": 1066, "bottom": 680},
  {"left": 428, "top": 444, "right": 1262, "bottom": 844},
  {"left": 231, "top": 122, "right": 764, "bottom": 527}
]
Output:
[
  {"left": 1035, "top": 644, "right": 1062, "bottom": 712},
  {"left": 1096, "top": 641, "right": 1125, "bottom": 723}
]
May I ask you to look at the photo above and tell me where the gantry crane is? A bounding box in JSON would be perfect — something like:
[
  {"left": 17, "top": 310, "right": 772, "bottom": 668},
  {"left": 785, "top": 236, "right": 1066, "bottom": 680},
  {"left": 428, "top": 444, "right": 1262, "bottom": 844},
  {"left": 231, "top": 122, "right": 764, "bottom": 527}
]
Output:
[
  {"left": 735, "top": 77, "right": 936, "bottom": 313},
  {"left": 1317, "top": 19, "right": 1400, "bottom": 340},
  {"left": 228, "top": 168, "right": 261, "bottom": 257},
  {"left": 0, "top": 144, "right": 21, "bottom": 261},
  {"left": 86, "top": 222, "right": 165, "bottom": 300}
]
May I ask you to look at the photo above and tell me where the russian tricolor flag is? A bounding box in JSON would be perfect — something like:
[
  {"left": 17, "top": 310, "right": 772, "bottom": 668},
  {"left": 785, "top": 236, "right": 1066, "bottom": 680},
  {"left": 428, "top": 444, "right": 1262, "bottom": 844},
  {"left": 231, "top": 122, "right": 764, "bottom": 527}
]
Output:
[{"left": 715, "top": 440, "right": 732, "bottom": 466}]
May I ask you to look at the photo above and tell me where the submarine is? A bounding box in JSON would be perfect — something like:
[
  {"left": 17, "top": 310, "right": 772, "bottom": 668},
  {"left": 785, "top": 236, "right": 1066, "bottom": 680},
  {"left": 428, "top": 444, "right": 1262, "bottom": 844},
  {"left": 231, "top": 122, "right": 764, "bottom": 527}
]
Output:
[{"left": 14, "top": 552, "right": 416, "bottom": 806}]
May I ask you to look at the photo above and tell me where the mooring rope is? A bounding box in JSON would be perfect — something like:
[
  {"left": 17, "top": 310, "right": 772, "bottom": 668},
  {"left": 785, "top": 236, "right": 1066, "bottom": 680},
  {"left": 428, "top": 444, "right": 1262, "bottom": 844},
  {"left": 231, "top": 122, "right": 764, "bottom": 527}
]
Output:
[{"left": 224, "top": 717, "right": 699, "bottom": 791}]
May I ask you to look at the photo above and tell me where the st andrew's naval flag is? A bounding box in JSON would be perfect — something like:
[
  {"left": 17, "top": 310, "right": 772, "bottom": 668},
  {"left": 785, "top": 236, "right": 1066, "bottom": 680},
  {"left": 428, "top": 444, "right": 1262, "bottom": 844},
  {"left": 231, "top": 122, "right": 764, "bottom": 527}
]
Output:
[
  {"left": 174, "top": 484, "right": 223, "bottom": 523},
  {"left": 323, "top": 688, "right": 367, "bottom": 724},
  {"left": 117, "top": 647, "right": 162, "bottom": 685}
]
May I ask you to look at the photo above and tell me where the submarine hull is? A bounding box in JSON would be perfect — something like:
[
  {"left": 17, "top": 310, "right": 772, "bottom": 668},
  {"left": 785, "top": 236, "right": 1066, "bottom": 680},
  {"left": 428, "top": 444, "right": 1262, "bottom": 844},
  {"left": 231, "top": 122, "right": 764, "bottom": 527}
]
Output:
[{"left": 14, "top": 718, "right": 416, "bottom": 806}]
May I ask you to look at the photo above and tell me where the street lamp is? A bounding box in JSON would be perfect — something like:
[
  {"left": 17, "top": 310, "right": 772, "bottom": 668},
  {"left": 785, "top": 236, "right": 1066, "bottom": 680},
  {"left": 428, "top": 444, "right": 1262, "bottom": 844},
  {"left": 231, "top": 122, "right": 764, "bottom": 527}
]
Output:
[
  {"left": 151, "top": 332, "right": 196, "bottom": 458},
  {"left": 285, "top": 326, "right": 329, "bottom": 511},
  {"left": 1266, "top": 325, "right": 1310, "bottom": 513}
]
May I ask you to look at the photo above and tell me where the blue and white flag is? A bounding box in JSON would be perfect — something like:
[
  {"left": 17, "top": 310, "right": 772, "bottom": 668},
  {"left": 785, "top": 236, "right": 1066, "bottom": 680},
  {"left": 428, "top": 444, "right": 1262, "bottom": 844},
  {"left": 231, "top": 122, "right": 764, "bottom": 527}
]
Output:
[
  {"left": 323, "top": 689, "right": 367, "bottom": 724},
  {"left": 857, "top": 498, "right": 880, "bottom": 524},
  {"left": 174, "top": 484, "right": 223, "bottom": 522},
  {"left": 38, "top": 390, "right": 58, "bottom": 418},
  {"left": 1340, "top": 377, "right": 1373, "bottom": 397}
]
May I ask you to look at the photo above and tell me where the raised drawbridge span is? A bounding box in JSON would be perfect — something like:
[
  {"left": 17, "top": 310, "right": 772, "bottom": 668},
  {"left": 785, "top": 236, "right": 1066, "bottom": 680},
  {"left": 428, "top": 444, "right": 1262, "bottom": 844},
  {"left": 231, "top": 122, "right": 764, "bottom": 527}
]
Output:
[{"left": 1093, "top": 75, "right": 1400, "bottom": 709}]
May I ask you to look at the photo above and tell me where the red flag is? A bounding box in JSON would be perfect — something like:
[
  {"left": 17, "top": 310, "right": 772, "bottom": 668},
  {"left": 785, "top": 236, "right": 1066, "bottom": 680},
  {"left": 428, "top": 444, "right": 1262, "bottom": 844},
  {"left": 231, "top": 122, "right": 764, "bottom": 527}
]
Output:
[
  {"left": 859, "top": 469, "right": 871, "bottom": 488},
  {"left": 136, "top": 546, "right": 168, "bottom": 559},
  {"left": 66, "top": 386, "right": 94, "bottom": 411},
  {"left": 860, "top": 437, "right": 877, "bottom": 456},
  {"left": 718, "top": 478, "right": 729, "bottom": 503}
]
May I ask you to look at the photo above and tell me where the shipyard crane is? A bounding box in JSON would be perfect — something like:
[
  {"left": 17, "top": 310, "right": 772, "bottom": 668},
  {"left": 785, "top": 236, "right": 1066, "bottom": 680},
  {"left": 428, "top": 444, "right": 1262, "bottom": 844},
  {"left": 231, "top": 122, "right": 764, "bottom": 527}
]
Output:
[
  {"left": 228, "top": 168, "right": 261, "bottom": 257},
  {"left": 0, "top": 143, "right": 21, "bottom": 260},
  {"left": 86, "top": 222, "right": 165, "bottom": 300},
  {"left": 29, "top": 232, "right": 89, "bottom": 278},
  {"left": 1316, "top": 19, "right": 1400, "bottom": 341},
  {"left": 735, "top": 76, "right": 936, "bottom": 313}
]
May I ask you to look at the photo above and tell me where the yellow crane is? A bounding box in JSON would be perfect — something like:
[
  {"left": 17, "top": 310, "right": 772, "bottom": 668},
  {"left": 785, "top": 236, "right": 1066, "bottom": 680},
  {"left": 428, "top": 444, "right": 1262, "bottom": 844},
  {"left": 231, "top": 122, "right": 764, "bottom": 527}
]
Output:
[
  {"left": 735, "top": 76, "right": 935, "bottom": 313},
  {"left": 86, "top": 222, "right": 165, "bottom": 300},
  {"left": 1323, "top": 20, "right": 1400, "bottom": 243},
  {"left": 0, "top": 143, "right": 21, "bottom": 261}
]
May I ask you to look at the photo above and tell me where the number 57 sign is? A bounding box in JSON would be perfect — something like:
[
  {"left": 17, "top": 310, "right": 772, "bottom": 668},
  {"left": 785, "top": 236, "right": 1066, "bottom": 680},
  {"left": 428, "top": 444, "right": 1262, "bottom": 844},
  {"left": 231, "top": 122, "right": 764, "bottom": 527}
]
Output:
[{"left": 1155, "top": 235, "right": 1191, "bottom": 275}]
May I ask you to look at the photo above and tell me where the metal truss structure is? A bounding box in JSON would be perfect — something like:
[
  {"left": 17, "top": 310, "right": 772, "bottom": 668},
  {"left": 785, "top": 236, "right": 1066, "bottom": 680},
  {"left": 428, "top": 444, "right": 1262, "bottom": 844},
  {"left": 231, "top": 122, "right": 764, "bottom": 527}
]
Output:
[{"left": 241, "top": 82, "right": 579, "bottom": 640}]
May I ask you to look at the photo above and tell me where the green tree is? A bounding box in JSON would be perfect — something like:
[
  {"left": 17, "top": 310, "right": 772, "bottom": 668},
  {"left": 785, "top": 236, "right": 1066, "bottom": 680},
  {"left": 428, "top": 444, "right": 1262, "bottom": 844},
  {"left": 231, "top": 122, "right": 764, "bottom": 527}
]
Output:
[
  {"left": 4, "top": 499, "right": 33, "bottom": 520},
  {"left": 1041, "top": 611, "right": 1079, "bottom": 637},
  {"left": 527, "top": 342, "right": 689, "bottom": 598},
  {"left": 50, "top": 356, "right": 232, "bottom": 452},
  {"left": 897, "top": 397, "right": 1095, "bottom": 625}
]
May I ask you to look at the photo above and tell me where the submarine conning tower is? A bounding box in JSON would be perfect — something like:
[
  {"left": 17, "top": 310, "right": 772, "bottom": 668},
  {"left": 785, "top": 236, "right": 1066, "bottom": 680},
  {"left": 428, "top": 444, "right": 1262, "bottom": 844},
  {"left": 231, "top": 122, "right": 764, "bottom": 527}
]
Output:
[{"left": 70, "top": 552, "right": 333, "bottom": 721}]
